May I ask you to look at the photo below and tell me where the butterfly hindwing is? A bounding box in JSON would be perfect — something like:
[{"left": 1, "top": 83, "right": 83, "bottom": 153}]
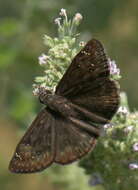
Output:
[
  {"left": 9, "top": 108, "right": 55, "bottom": 173},
  {"left": 54, "top": 116, "right": 97, "bottom": 164},
  {"left": 9, "top": 108, "right": 97, "bottom": 172}
]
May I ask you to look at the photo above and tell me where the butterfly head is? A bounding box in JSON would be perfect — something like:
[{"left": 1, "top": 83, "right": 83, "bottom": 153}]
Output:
[{"left": 35, "top": 86, "right": 53, "bottom": 105}]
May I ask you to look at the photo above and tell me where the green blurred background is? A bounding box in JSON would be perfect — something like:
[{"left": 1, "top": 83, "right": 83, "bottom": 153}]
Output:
[{"left": 0, "top": 0, "right": 138, "bottom": 189}]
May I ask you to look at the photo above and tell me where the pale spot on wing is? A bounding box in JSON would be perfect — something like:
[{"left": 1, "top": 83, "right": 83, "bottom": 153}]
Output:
[
  {"left": 91, "top": 64, "right": 94, "bottom": 67},
  {"left": 81, "top": 50, "right": 91, "bottom": 56},
  {"left": 15, "top": 153, "right": 22, "bottom": 160},
  {"left": 78, "top": 64, "right": 81, "bottom": 67}
]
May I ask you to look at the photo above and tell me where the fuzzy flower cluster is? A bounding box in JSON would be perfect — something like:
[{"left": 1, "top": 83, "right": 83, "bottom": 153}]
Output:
[
  {"left": 54, "top": 9, "right": 83, "bottom": 38},
  {"left": 80, "top": 91, "right": 138, "bottom": 190},
  {"left": 33, "top": 9, "right": 83, "bottom": 93},
  {"left": 54, "top": 9, "right": 83, "bottom": 26},
  {"left": 117, "top": 106, "right": 129, "bottom": 115}
]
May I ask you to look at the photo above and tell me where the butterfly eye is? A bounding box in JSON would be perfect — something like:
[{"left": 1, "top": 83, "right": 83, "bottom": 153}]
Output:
[
  {"left": 39, "top": 96, "right": 45, "bottom": 104},
  {"left": 39, "top": 90, "right": 47, "bottom": 104},
  {"left": 38, "top": 87, "right": 53, "bottom": 104}
]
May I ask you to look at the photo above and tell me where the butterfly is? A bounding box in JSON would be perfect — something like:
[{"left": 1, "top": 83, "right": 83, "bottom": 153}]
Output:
[{"left": 9, "top": 39, "right": 120, "bottom": 173}]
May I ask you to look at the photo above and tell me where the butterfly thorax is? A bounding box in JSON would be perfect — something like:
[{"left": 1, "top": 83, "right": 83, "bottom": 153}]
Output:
[{"left": 39, "top": 87, "right": 75, "bottom": 118}]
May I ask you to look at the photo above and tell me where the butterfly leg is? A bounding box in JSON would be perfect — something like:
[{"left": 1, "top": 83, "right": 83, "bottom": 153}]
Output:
[{"left": 70, "top": 103, "right": 110, "bottom": 124}]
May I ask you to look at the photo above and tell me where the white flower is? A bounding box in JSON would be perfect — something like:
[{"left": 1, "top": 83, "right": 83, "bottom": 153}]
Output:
[
  {"left": 124, "top": 125, "right": 133, "bottom": 133},
  {"left": 38, "top": 54, "right": 48, "bottom": 65},
  {"left": 79, "top": 41, "right": 85, "bottom": 47},
  {"left": 59, "top": 8, "right": 67, "bottom": 17},
  {"left": 53, "top": 85, "right": 56, "bottom": 93},
  {"left": 129, "top": 163, "right": 138, "bottom": 170},
  {"left": 54, "top": 17, "right": 61, "bottom": 26},
  {"left": 117, "top": 106, "right": 128, "bottom": 115},
  {"left": 32, "top": 87, "right": 40, "bottom": 96},
  {"left": 74, "top": 13, "right": 83, "bottom": 22},
  {"left": 108, "top": 59, "right": 120, "bottom": 75},
  {"left": 103, "top": 124, "right": 112, "bottom": 129},
  {"left": 133, "top": 142, "right": 138, "bottom": 151}
]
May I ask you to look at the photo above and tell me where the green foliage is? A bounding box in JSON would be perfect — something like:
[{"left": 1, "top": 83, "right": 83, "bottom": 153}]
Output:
[
  {"left": 43, "top": 164, "right": 91, "bottom": 190},
  {"left": 0, "top": 1, "right": 138, "bottom": 190}
]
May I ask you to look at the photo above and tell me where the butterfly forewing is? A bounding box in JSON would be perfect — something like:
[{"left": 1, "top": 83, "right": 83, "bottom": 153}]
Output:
[
  {"left": 56, "top": 39, "right": 110, "bottom": 97},
  {"left": 9, "top": 108, "right": 56, "bottom": 173},
  {"left": 56, "top": 39, "right": 120, "bottom": 121}
]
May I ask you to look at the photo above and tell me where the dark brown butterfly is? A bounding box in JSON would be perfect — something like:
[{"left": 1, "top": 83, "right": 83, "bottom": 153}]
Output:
[{"left": 9, "top": 39, "right": 120, "bottom": 173}]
